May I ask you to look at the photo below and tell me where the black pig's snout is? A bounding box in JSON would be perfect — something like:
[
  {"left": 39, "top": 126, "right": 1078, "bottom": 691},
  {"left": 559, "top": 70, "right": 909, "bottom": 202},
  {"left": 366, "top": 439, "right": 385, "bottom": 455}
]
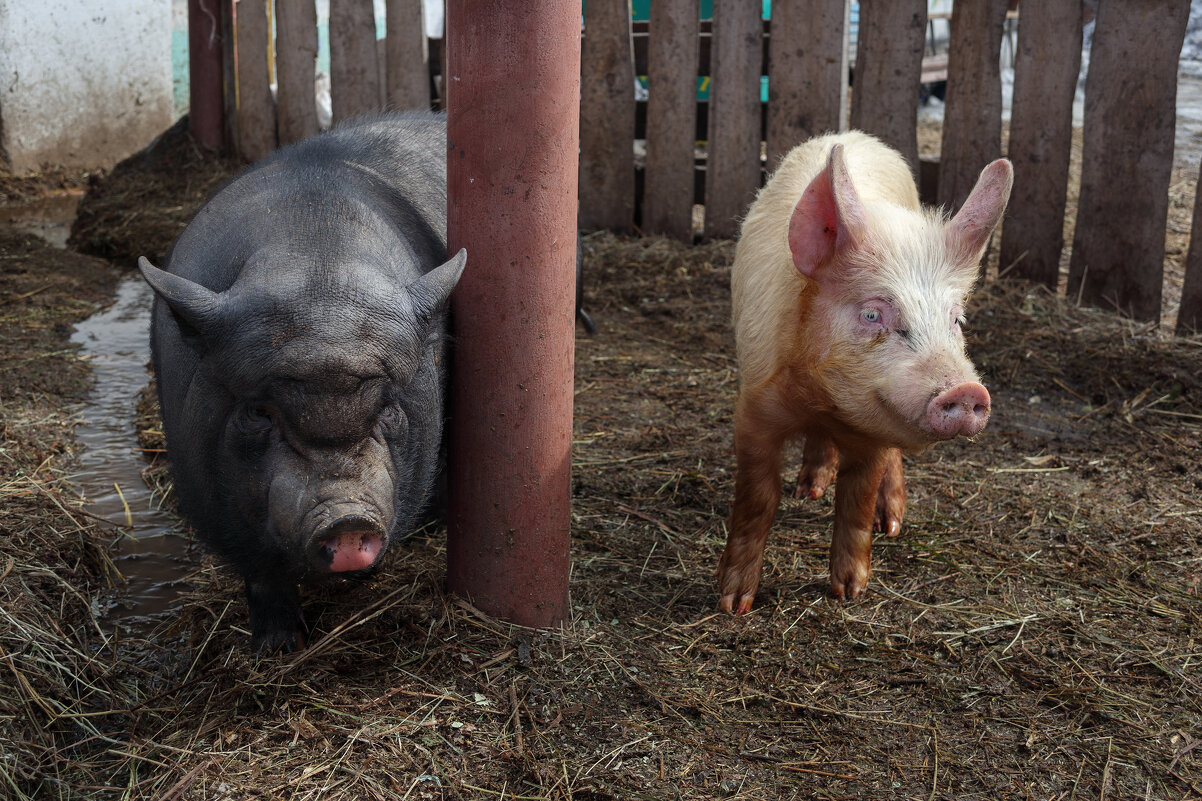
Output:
[{"left": 308, "top": 516, "right": 386, "bottom": 574}]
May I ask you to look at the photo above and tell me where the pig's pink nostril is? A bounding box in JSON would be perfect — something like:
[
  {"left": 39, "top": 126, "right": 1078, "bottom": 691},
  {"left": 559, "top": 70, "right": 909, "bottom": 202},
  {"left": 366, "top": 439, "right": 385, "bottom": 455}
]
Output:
[
  {"left": 311, "top": 519, "right": 384, "bottom": 573},
  {"left": 926, "top": 383, "right": 991, "bottom": 438}
]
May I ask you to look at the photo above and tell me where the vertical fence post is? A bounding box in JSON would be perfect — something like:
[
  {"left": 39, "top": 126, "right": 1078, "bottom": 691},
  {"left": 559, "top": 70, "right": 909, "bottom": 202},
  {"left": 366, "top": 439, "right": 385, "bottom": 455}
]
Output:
[
  {"left": 999, "top": 0, "right": 1082, "bottom": 287},
  {"left": 643, "top": 0, "right": 699, "bottom": 241},
  {"left": 386, "top": 0, "right": 430, "bottom": 110},
  {"left": 276, "top": 0, "right": 320, "bottom": 144},
  {"left": 850, "top": 0, "right": 925, "bottom": 172},
  {"left": 937, "top": 0, "right": 1008, "bottom": 221},
  {"left": 767, "top": 0, "right": 847, "bottom": 170},
  {"left": 233, "top": 0, "right": 276, "bottom": 162},
  {"left": 331, "top": 0, "right": 383, "bottom": 123},
  {"left": 579, "top": 0, "right": 636, "bottom": 232},
  {"left": 1179, "top": 166, "right": 1202, "bottom": 334},
  {"left": 445, "top": 0, "right": 579, "bottom": 627},
  {"left": 189, "top": 0, "right": 226, "bottom": 151},
  {"left": 1068, "top": 0, "right": 1189, "bottom": 322},
  {"left": 704, "top": 0, "right": 762, "bottom": 240}
]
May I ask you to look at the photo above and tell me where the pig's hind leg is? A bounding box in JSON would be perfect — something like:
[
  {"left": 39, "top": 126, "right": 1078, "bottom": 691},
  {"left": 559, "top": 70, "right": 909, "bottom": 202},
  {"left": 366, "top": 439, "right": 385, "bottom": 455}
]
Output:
[
  {"left": 873, "top": 447, "right": 906, "bottom": 538},
  {"left": 793, "top": 434, "right": 839, "bottom": 499},
  {"left": 719, "top": 385, "right": 795, "bottom": 614},
  {"left": 829, "top": 448, "right": 890, "bottom": 600}
]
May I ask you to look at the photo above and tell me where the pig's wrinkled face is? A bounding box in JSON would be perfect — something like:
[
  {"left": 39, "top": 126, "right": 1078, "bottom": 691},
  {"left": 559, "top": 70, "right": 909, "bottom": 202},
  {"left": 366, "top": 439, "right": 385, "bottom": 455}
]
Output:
[
  {"left": 220, "top": 367, "right": 416, "bottom": 579},
  {"left": 809, "top": 208, "right": 990, "bottom": 451}
]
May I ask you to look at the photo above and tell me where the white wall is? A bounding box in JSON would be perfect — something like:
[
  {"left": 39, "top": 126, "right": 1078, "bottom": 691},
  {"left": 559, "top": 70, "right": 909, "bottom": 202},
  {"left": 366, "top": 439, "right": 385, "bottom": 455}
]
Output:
[{"left": 0, "top": 0, "right": 174, "bottom": 174}]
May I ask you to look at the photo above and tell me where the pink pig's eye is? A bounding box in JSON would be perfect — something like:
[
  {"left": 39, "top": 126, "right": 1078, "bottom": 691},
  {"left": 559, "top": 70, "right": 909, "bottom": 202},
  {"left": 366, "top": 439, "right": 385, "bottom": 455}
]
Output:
[{"left": 860, "top": 308, "right": 882, "bottom": 324}]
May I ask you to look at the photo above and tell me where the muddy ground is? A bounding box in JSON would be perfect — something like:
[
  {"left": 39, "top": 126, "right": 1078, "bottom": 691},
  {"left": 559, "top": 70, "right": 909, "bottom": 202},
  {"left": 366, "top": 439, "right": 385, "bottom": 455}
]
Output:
[{"left": 1, "top": 122, "right": 1201, "bottom": 800}]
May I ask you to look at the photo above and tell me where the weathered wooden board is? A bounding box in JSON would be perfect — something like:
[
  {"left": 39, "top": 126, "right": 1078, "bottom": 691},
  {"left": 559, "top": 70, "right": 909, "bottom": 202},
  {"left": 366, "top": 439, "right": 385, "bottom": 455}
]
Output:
[
  {"left": 385, "top": 0, "right": 429, "bottom": 111},
  {"left": 1068, "top": 0, "right": 1189, "bottom": 322},
  {"left": 276, "top": 0, "right": 320, "bottom": 144},
  {"left": 849, "top": 0, "right": 925, "bottom": 172},
  {"left": 330, "top": 0, "right": 382, "bottom": 124},
  {"left": 234, "top": 0, "right": 276, "bottom": 162},
  {"left": 705, "top": 0, "right": 762, "bottom": 239},
  {"left": 1000, "top": 0, "right": 1082, "bottom": 287},
  {"left": 579, "top": 0, "right": 636, "bottom": 231},
  {"left": 765, "top": 0, "right": 846, "bottom": 171},
  {"left": 643, "top": 0, "right": 700, "bottom": 241},
  {"left": 937, "top": 0, "right": 1008, "bottom": 215},
  {"left": 1178, "top": 160, "right": 1202, "bottom": 334}
]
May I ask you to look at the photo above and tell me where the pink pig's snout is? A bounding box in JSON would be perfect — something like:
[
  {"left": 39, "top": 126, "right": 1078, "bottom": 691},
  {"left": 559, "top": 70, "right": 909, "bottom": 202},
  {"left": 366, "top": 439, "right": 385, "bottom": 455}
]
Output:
[{"left": 926, "top": 382, "right": 991, "bottom": 438}]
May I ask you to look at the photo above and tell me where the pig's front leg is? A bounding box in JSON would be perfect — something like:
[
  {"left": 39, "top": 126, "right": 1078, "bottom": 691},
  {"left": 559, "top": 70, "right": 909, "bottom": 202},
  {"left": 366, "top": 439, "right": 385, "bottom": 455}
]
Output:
[
  {"left": 718, "top": 386, "right": 793, "bottom": 614},
  {"left": 794, "top": 434, "right": 839, "bottom": 499},
  {"left": 873, "top": 447, "right": 906, "bottom": 537},
  {"left": 245, "top": 576, "right": 307, "bottom": 653},
  {"left": 829, "top": 448, "right": 890, "bottom": 600}
]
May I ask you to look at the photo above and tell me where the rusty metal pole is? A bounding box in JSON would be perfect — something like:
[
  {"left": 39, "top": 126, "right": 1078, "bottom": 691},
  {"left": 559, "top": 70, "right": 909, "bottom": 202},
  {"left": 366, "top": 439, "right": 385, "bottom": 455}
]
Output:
[
  {"left": 445, "top": 1, "right": 579, "bottom": 626},
  {"left": 188, "top": 0, "right": 225, "bottom": 151}
]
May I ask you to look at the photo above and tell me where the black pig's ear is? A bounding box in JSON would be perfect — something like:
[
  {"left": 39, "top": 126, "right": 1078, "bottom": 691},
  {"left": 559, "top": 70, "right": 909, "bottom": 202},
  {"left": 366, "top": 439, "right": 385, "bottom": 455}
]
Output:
[
  {"left": 407, "top": 248, "right": 467, "bottom": 329},
  {"left": 138, "top": 257, "right": 227, "bottom": 337}
]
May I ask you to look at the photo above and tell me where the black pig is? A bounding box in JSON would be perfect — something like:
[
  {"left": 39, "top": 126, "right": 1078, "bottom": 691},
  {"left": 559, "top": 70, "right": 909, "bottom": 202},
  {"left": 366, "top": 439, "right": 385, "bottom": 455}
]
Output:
[{"left": 138, "top": 113, "right": 465, "bottom": 651}]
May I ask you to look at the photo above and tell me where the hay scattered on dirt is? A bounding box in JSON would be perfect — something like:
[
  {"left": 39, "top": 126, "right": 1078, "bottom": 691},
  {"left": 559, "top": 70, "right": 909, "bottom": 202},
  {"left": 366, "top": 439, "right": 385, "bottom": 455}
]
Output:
[
  {"left": 2, "top": 119, "right": 1201, "bottom": 799},
  {"left": 67, "top": 116, "right": 241, "bottom": 267}
]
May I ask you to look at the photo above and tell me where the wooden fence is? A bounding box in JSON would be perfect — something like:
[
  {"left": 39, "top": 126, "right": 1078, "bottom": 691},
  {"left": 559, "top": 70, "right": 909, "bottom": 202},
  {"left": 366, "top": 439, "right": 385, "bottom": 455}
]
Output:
[{"left": 217, "top": 0, "right": 1201, "bottom": 333}]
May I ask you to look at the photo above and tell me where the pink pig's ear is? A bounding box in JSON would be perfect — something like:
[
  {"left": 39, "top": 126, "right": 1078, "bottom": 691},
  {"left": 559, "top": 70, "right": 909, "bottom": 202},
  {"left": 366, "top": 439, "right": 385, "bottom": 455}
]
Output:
[
  {"left": 788, "top": 144, "right": 868, "bottom": 279},
  {"left": 945, "top": 159, "right": 1013, "bottom": 263}
]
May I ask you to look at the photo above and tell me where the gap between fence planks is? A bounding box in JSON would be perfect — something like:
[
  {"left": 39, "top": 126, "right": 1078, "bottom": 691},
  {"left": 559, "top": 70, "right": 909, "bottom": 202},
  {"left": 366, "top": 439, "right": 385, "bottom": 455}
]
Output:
[
  {"left": 580, "top": 0, "right": 636, "bottom": 232},
  {"left": 1000, "top": 0, "right": 1082, "bottom": 289},
  {"left": 643, "top": 0, "right": 700, "bottom": 242},
  {"left": 849, "top": 0, "right": 924, "bottom": 174},
  {"left": 1069, "top": 0, "right": 1190, "bottom": 323}
]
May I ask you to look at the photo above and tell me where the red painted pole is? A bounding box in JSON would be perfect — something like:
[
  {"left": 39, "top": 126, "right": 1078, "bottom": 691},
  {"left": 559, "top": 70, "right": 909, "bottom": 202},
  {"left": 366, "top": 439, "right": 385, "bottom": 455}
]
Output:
[
  {"left": 445, "top": 0, "right": 579, "bottom": 627},
  {"left": 188, "top": 0, "right": 226, "bottom": 151}
]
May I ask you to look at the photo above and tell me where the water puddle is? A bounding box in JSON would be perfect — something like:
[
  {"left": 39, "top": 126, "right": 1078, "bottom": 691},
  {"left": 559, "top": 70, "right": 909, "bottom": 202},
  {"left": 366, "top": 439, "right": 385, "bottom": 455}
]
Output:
[{"left": 69, "top": 275, "right": 197, "bottom": 634}]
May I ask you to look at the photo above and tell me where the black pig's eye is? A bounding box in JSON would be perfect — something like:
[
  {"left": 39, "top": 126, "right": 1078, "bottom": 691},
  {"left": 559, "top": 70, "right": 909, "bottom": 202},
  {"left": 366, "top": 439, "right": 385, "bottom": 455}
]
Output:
[
  {"left": 237, "top": 403, "right": 273, "bottom": 433},
  {"left": 377, "top": 404, "right": 406, "bottom": 433}
]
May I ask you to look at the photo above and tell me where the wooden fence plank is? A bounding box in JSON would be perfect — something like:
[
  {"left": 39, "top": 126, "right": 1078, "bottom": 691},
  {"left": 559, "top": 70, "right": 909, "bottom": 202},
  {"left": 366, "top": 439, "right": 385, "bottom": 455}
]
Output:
[
  {"left": 385, "top": 0, "right": 429, "bottom": 111},
  {"left": 1068, "top": 0, "right": 1189, "bottom": 322},
  {"left": 1178, "top": 161, "right": 1202, "bottom": 334},
  {"left": 234, "top": 0, "right": 275, "bottom": 162},
  {"left": 705, "top": 0, "right": 762, "bottom": 239},
  {"left": 276, "top": 0, "right": 319, "bottom": 144},
  {"left": 1000, "top": 0, "right": 1082, "bottom": 287},
  {"left": 579, "top": 0, "right": 636, "bottom": 231},
  {"left": 766, "top": 0, "right": 847, "bottom": 170},
  {"left": 850, "top": 0, "right": 925, "bottom": 172},
  {"left": 937, "top": 0, "right": 1008, "bottom": 217},
  {"left": 330, "top": 0, "right": 382, "bottom": 124},
  {"left": 643, "top": 0, "right": 699, "bottom": 241}
]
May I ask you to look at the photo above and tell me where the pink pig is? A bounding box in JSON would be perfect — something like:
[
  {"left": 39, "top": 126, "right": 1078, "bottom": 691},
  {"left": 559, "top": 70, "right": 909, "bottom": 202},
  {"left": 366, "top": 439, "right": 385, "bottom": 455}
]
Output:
[{"left": 718, "top": 131, "right": 1012, "bottom": 612}]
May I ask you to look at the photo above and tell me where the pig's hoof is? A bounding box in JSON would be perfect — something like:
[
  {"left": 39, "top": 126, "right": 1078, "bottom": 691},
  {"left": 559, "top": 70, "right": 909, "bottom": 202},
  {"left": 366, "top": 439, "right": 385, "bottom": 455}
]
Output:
[
  {"left": 793, "top": 463, "right": 837, "bottom": 500},
  {"left": 829, "top": 558, "right": 871, "bottom": 600},
  {"left": 719, "top": 589, "right": 758, "bottom": 615},
  {"left": 716, "top": 559, "right": 761, "bottom": 615},
  {"left": 246, "top": 580, "right": 307, "bottom": 654},
  {"left": 873, "top": 504, "right": 903, "bottom": 538},
  {"left": 253, "top": 625, "right": 307, "bottom": 655}
]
